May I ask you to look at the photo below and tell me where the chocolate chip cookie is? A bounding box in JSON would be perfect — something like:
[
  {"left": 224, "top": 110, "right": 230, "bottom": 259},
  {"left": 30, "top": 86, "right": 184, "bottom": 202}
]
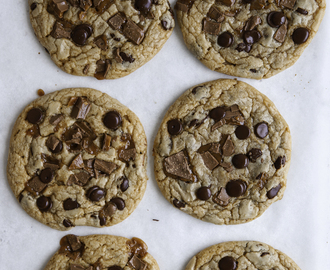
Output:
[
  {"left": 185, "top": 241, "right": 301, "bottom": 270},
  {"left": 153, "top": 79, "right": 291, "bottom": 224},
  {"left": 29, "top": 0, "right": 174, "bottom": 79},
  {"left": 44, "top": 234, "right": 159, "bottom": 270},
  {"left": 175, "top": 0, "right": 326, "bottom": 79},
  {"left": 7, "top": 88, "right": 147, "bottom": 230}
]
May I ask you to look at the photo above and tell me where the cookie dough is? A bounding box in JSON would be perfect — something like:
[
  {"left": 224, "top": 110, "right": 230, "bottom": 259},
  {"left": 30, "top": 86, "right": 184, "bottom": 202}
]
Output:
[
  {"left": 28, "top": 0, "right": 174, "bottom": 79},
  {"left": 7, "top": 88, "right": 148, "bottom": 230},
  {"left": 185, "top": 241, "right": 301, "bottom": 270},
  {"left": 153, "top": 79, "right": 291, "bottom": 225},
  {"left": 175, "top": 0, "right": 326, "bottom": 79},
  {"left": 44, "top": 234, "right": 159, "bottom": 270}
]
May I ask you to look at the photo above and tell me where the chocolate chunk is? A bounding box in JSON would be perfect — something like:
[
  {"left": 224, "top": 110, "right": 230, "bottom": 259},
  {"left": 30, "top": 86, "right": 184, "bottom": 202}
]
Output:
[
  {"left": 244, "top": 30, "right": 261, "bottom": 44},
  {"left": 232, "top": 154, "right": 249, "bottom": 169},
  {"left": 71, "top": 24, "right": 93, "bottom": 46},
  {"left": 50, "top": 0, "right": 69, "bottom": 18},
  {"left": 39, "top": 168, "right": 54, "bottom": 184},
  {"left": 86, "top": 186, "right": 105, "bottom": 201},
  {"left": 247, "top": 148, "right": 262, "bottom": 162},
  {"left": 68, "top": 0, "right": 79, "bottom": 6},
  {"left": 114, "top": 48, "right": 123, "bottom": 63},
  {"left": 95, "top": 59, "right": 111, "bottom": 80},
  {"left": 31, "top": 3, "right": 37, "bottom": 10},
  {"left": 128, "top": 255, "right": 147, "bottom": 270},
  {"left": 222, "top": 136, "right": 235, "bottom": 156},
  {"left": 216, "top": 0, "right": 235, "bottom": 7},
  {"left": 164, "top": 151, "right": 195, "bottom": 182},
  {"left": 250, "top": 0, "right": 266, "bottom": 10},
  {"left": 267, "top": 12, "right": 286, "bottom": 28},
  {"left": 94, "top": 35, "right": 108, "bottom": 51},
  {"left": 108, "top": 13, "right": 126, "bottom": 30},
  {"left": 244, "top": 16, "right": 261, "bottom": 31},
  {"left": 256, "top": 172, "right": 268, "bottom": 189},
  {"left": 119, "top": 148, "right": 136, "bottom": 162},
  {"left": 218, "top": 256, "right": 237, "bottom": 270},
  {"left": 207, "top": 6, "right": 224, "bottom": 22},
  {"left": 103, "top": 202, "right": 117, "bottom": 216},
  {"left": 63, "top": 219, "right": 73, "bottom": 227},
  {"left": 209, "top": 143, "right": 220, "bottom": 153},
  {"left": 67, "top": 234, "right": 82, "bottom": 251},
  {"left": 209, "top": 107, "right": 226, "bottom": 121},
  {"left": 103, "top": 111, "right": 122, "bottom": 129},
  {"left": 173, "top": 198, "right": 185, "bottom": 208},
  {"left": 79, "top": 0, "right": 92, "bottom": 11},
  {"left": 110, "top": 197, "right": 125, "bottom": 210},
  {"left": 280, "top": 0, "right": 296, "bottom": 9},
  {"left": 226, "top": 180, "right": 247, "bottom": 197},
  {"left": 94, "top": 159, "right": 117, "bottom": 175},
  {"left": 296, "top": 7, "right": 308, "bottom": 15},
  {"left": 213, "top": 187, "right": 230, "bottom": 206},
  {"left": 68, "top": 155, "right": 84, "bottom": 170},
  {"left": 201, "top": 151, "right": 219, "bottom": 170},
  {"left": 94, "top": 0, "right": 113, "bottom": 13},
  {"left": 44, "top": 162, "right": 60, "bottom": 171},
  {"left": 203, "top": 18, "right": 221, "bottom": 35},
  {"left": 161, "top": 20, "right": 171, "bottom": 30},
  {"left": 267, "top": 184, "right": 281, "bottom": 199},
  {"left": 274, "top": 23, "right": 287, "bottom": 43},
  {"left": 135, "top": 0, "right": 153, "bottom": 15},
  {"left": 219, "top": 161, "right": 233, "bottom": 172},
  {"left": 71, "top": 97, "right": 91, "bottom": 119},
  {"left": 108, "top": 266, "right": 123, "bottom": 270},
  {"left": 50, "top": 114, "right": 64, "bottom": 126},
  {"left": 236, "top": 42, "right": 251, "bottom": 53},
  {"left": 167, "top": 119, "right": 183, "bottom": 135},
  {"left": 254, "top": 122, "right": 269, "bottom": 138},
  {"left": 196, "top": 186, "right": 211, "bottom": 200},
  {"left": 175, "top": 0, "right": 193, "bottom": 12},
  {"left": 26, "top": 108, "right": 43, "bottom": 124},
  {"left": 235, "top": 125, "right": 250, "bottom": 140},
  {"left": 46, "top": 135, "right": 63, "bottom": 153},
  {"left": 37, "top": 196, "right": 53, "bottom": 212},
  {"left": 274, "top": 156, "right": 286, "bottom": 169},
  {"left": 74, "top": 121, "right": 96, "bottom": 139},
  {"left": 120, "top": 177, "right": 129, "bottom": 191},
  {"left": 51, "top": 21, "right": 72, "bottom": 39},
  {"left": 63, "top": 198, "right": 80, "bottom": 210},
  {"left": 83, "top": 64, "right": 90, "bottom": 74},
  {"left": 120, "top": 52, "right": 135, "bottom": 63},
  {"left": 250, "top": 69, "right": 257, "bottom": 73},
  {"left": 70, "top": 264, "right": 85, "bottom": 270},
  {"left": 73, "top": 171, "right": 91, "bottom": 186},
  {"left": 224, "top": 105, "right": 245, "bottom": 125},
  {"left": 122, "top": 19, "right": 145, "bottom": 45},
  {"left": 292, "top": 27, "right": 309, "bottom": 44},
  {"left": 26, "top": 124, "right": 40, "bottom": 138},
  {"left": 82, "top": 137, "right": 100, "bottom": 155},
  {"left": 211, "top": 118, "right": 226, "bottom": 131},
  {"left": 217, "top": 31, "right": 234, "bottom": 47},
  {"left": 102, "top": 134, "right": 112, "bottom": 151},
  {"left": 26, "top": 176, "right": 47, "bottom": 195}
]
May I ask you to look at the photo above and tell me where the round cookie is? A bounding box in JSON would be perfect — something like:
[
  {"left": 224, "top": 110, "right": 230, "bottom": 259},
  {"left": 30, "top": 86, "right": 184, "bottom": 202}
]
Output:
[
  {"left": 175, "top": 0, "right": 326, "bottom": 79},
  {"left": 44, "top": 234, "right": 159, "bottom": 270},
  {"left": 7, "top": 88, "right": 147, "bottom": 230},
  {"left": 185, "top": 241, "right": 301, "bottom": 270},
  {"left": 153, "top": 79, "right": 291, "bottom": 225},
  {"left": 28, "top": 0, "right": 174, "bottom": 79}
]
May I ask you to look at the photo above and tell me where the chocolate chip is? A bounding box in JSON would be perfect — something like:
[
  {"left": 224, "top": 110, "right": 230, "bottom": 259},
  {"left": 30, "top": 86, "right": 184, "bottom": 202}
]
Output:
[
  {"left": 274, "top": 156, "right": 286, "bottom": 169},
  {"left": 63, "top": 198, "right": 80, "bottom": 210},
  {"left": 226, "top": 180, "right": 247, "bottom": 197},
  {"left": 26, "top": 108, "right": 43, "bottom": 124},
  {"left": 103, "top": 202, "right": 117, "bottom": 216},
  {"left": 267, "top": 12, "right": 286, "bottom": 28},
  {"left": 236, "top": 42, "right": 251, "bottom": 53},
  {"left": 63, "top": 219, "right": 73, "bottom": 227},
  {"left": 209, "top": 107, "right": 226, "bottom": 121},
  {"left": 247, "top": 148, "right": 262, "bottom": 162},
  {"left": 173, "top": 198, "right": 185, "bottom": 208},
  {"left": 51, "top": 21, "right": 72, "bottom": 39},
  {"left": 94, "top": 159, "right": 117, "bottom": 175},
  {"left": 95, "top": 35, "right": 108, "bottom": 51},
  {"left": 71, "top": 24, "right": 93, "bottom": 46},
  {"left": 71, "top": 97, "right": 91, "bottom": 119},
  {"left": 213, "top": 187, "right": 230, "bottom": 206},
  {"left": 135, "top": 0, "right": 152, "bottom": 14},
  {"left": 207, "top": 5, "right": 224, "bottom": 22},
  {"left": 267, "top": 184, "right": 281, "bottom": 199},
  {"left": 196, "top": 186, "right": 211, "bottom": 200},
  {"left": 40, "top": 168, "right": 54, "bottom": 183},
  {"left": 120, "top": 177, "right": 129, "bottom": 191},
  {"left": 254, "top": 122, "right": 269, "bottom": 138},
  {"left": 244, "top": 16, "right": 261, "bottom": 31},
  {"left": 110, "top": 198, "right": 125, "bottom": 210},
  {"left": 108, "top": 13, "right": 126, "bottom": 30},
  {"left": 108, "top": 266, "right": 123, "bottom": 270},
  {"left": 292, "top": 27, "right": 309, "bottom": 44},
  {"left": 232, "top": 154, "right": 249, "bottom": 169},
  {"left": 296, "top": 7, "right": 308, "bottom": 15},
  {"left": 244, "top": 30, "right": 261, "bottom": 44},
  {"left": 49, "top": 114, "right": 64, "bottom": 126},
  {"left": 164, "top": 151, "right": 195, "bottom": 182},
  {"left": 167, "top": 119, "right": 183, "bottom": 135},
  {"left": 37, "top": 196, "right": 53, "bottom": 212},
  {"left": 122, "top": 19, "right": 145, "bottom": 45},
  {"left": 235, "top": 125, "right": 250, "bottom": 140},
  {"left": 128, "top": 255, "right": 147, "bottom": 270},
  {"left": 103, "top": 111, "right": 122, "bottom": 130},
  {"left": 87, "top": 186, "right": 105, "bottom": 201},
  {"left": 46, "top": 135, "right": 63, "bottom": 153},
  {"left": 203, "top": 18, "right": 221, "bottom": 35},
  {"left": 31, "top": 3, "right": 37, "bottom": 10},
  {"left": 119, "top": 52, "right": 135, "bottom": 63},
  {"left": 218, "top": 256, "right": 237, "bottom": 270},
  {"left": 161, "top": 20, "right": 170, "bottom": 30},
  {"left": 217, "top": 32, "right": 233, "bottom": 47}
]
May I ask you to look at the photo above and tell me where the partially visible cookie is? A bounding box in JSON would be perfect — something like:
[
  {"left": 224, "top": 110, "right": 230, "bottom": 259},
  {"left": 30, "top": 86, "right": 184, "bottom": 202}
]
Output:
[
  {"left": 185, "top": 241, "right": 301, "bottom": 270},
  {"left": 44, "top": 234, "right": 159, "bottom": 270},
  {"left": 175, "top": 0, "right": 326, "bottom": 79},
  {"left": 7, "top": 88, "right": 147, "bottom": 230},
  {"left": 153, "top": 79, "right": 291, "bottom": 224},
  {"left": 28, "top": 0, "right": 174, "bottom": 79}
]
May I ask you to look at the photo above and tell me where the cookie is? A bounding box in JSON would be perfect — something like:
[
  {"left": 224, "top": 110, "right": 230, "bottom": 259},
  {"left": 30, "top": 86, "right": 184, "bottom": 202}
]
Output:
[
  {"left": 153, "top": 79, "right": 291, "bottom": 225},
  {"left": 44, "top": 234, "right": 159, "bottom": 270},
  {"left": 28, "top": 0, "right": 174, "bottom": 79},
  {"left": 175, "top": 0, "right": 326, "bottom": 79},
  {"left": 7, "top": 88, "right": 147, "bottom": 230},
  {"left": 185, "top": 241, "right": 301, "bottom": 270}
]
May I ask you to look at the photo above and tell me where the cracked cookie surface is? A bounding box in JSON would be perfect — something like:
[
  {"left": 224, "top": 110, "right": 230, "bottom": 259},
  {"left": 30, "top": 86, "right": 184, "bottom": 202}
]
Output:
[
  {"left": 185, "top": 241, "right": 301, "bottom": 270},
  {"left": 44, "top": 234, "right": 159, "bottom": 270},
  {"left": 153, "top": 79, "right": 291, "bottom": 225},
  {"left": 175, "top": 0, "right": 325, "bottom": 79},
  {"left": 28, "top": 0, "right": 174, "bottom": 79},
  {"left": 7, "top": 88, "right": 147, "bottom": 230}
]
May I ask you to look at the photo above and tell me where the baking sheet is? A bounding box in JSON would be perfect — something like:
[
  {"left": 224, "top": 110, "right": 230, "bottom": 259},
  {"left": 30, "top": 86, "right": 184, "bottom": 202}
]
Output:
[{"left": 0, "top": 1, "right": 329, "bottom": 269}]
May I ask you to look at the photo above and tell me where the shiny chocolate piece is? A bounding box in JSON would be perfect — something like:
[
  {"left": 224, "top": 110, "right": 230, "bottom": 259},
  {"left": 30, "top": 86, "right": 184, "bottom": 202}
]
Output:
[
  {"left": 209, "top": 107, "right": 226, "bottom": 121},
  {"left": 254, "top": 122, "right": 268, "bottom": 138},
  {"left": 50, "top": 0, "right": 69, "bottom": 18},
  {"left": 94, "top": 35, "right": 108, "bottom": 51},
  {"left": 26, "top": 124, "right": 40, "bottom": 138},
  {"left": 103, "top": 202, "right": 117, "bottom": 216},
  {"left": 167, "top": 119, "right": 183, "bottom": 135},
  {"left": 213, "top": 187, "right": 230, "bottom": 206},
  {"left": 175, "top": 0, "right": 194, "bottom": 13},
  {"left": 236, "top": 42, "right": 251, "bottom": 53},
  {"left": 87, "top": 186, "right": 105, "bottom": 201},
  {"left": 94, "top": 159, "right": 117, "bottom": 175},
  {"left": 274, "top": 23, "right": 288, "bottom": 43},
  {"left": 217, "top": 32, "right": 233, "bottom": 47},
  {"left": 267, "top": 12, "right": 286, "bottom": 28},
  {"left": 247, "top": 148, "right": 262, "bottom": 162},
  {"left": 103, "top": 111, "right": 122, "bottom": 130},
  {"left": 250, "top": 0, "right": 266, "bottom": 10},
  {"left": 244, "top": 30, "right": 261, "bottom": 44},
  {"left": 26, "top": 176, "right": 47, "bottom": 195},
  {"left": 207, "top": 5, "right": 224, "bottom": 22},
  {"left": 40, "top": 168, "right": 54, "bottom": 184},
  {"left": 123, "top": 19, "right": 145, "bottom": 45},
  {"left": 51, "top": 21, "right": 72, "bottom": 39},
  {"left": 108, "top": 13, "right": 126, "bottom": 30},
  {"left": 68, "top": 171, "right": 91, "bottom": 186},
  {"left": 71, "top": 97, "right": 91, "bottom": 119},
  {"left": 49, "top": 114, "right": 64, "bottom": 126},
  {"left": 267, "top": 184, "right": 281, "bottom": 199},
  {"left": 244, "top": 16, "right": 261, "bottom": 31},
  {"left": 102, "top": 134, "right": 112, "bottom": 151},
  {"left": 200, "top": 151, "right": 219, "bottom": 170},
  {"left": 94, "top": 59, "right": 111, "bottom": 80},
  {"left": 226, "top": 180, "right": 247, "bottom": 197},
  {"left": 280, "top": 0, "right": 296, "bottom": 9},
  {"left": 119, "top": 148, "right": 136, "bottom": 162},
  {"left": 274, "top": 156, "right": 286, "bottom": 169},
  {"left": 63, "top": 198, "right": 80, "bottom": 210},
  {"left": 164, "top": 151, "right": 195, "bottom": 182},
  {"left": 31, "top": 2, "right": 37, "bottom": 10},
  {"left": 127, "top": 237, "right": 148, "bottom": 258},
  {"left": 235, "top": 125, "right": 250, "bottom": 140},
  {"left": 216, "top": 0, "right": 235, "bottom": 7},
  {"left": 232, "top": 154, "right": 249, "bottom": 169},
  {"left": 292, "top": 27, "right": 309, "bottom": 44},
  {"left": 46, "top": 135, "right": 63, "bottom": 153},
  {"left": 63, "top": 219, "right": 73, "bottom": 227},
  {"left": 120, "top": 52, "right": 135, "bottom": 63},
  {"left": 222, "top": 135, "right": 235, "bottom": 156},
  {"left": 79, "top": 0, "right": 92, "bottom": 11},
  {"left": 71, "top": 24, "right": 93, "bottom": 46},
  {"left": 110, "top": 197, "right": 125, "bottom": 210},
  {"left": 108, "top": 266, "right": 123, "bottom": 270},
  {"left": 120, "top": 177, "right": 129, "bottom": 191},
  {"left": 69, "top": 154, "right": 85, "bottom": 170},
  {"left": 296, "top": 7, "right": 308, "bottom": 15},
  {"left": 196, "top": 186, "right": 211, "bottom": 200},
  {"left": 94, "top": 0, "right": 113, "bottom": 14},
  {"left": 128, "top": 255, "right": 147, "bottom": 270},
  {"left": 218, "top": 256, "right": 237, "bottom": 270},
  {"left": 135, "top": 0, "right": 153, "bottom": 15},
  {"left": 203, "top": 18, "right": 221, "bottom": 35},
  {"left": 173, "top": 198, "right": 186, "bottom": 208},
  {"left": 37, "top": 196, "right": 53, "bottom": 212},
  {"left": 26, "top": 108, "right": 43, "bottom": 124},
  {"left": 66, "top": 234, "right": 82, "bottom": 251}
]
